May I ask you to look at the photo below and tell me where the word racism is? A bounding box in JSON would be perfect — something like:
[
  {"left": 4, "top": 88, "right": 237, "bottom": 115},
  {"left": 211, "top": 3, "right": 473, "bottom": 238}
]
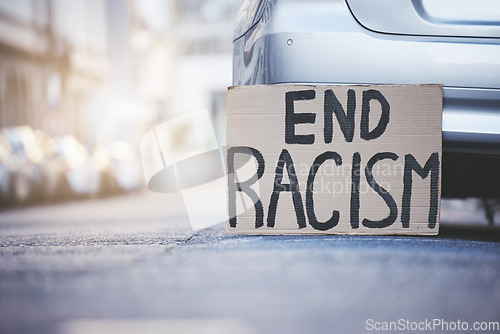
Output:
[{"left": 226, "top": 85, "right": 442, "bottom": 235}]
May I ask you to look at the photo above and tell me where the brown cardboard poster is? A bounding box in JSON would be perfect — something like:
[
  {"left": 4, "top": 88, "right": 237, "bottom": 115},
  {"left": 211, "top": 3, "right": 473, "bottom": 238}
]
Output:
[{"left": 227, "top": 85, "right": 442, "bottom": 235}]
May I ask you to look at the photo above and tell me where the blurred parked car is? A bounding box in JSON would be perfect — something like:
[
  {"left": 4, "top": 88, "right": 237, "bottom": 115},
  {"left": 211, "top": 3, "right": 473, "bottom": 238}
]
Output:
[
  {"left": 108, "top": 141, "right": 143, "bottom": 192},
  {"left": 97, "top": 141, "right": 143, "bottom": 195},
  {"left": 53, "top": 135, "right": 102, "bottom": 199},
  {"left": 233, "top": 0, "right": 500, "bottom": 197},
  {"left": 0, "top": 126, "right": 143, "bottom": 206},
  {"left": 1, "top": 126, "right": 46, "bottom": 204},
  {"left": 34, "top": 130, "right": 64, "bottom": 202},
  {"left": 0, "top": 135, "right": 12, "bottom": 205}
]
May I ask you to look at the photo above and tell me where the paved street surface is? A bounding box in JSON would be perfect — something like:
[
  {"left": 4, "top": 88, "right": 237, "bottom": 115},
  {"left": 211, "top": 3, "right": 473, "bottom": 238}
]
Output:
[{"left": 1, "top": 192, "right": 499, "bottom": 334}]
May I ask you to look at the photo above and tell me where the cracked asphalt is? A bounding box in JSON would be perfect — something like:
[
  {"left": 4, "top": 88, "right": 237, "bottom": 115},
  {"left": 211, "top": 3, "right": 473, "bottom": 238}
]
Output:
[{"left": 0, "top": 192, "right": 499, "bottom": 334}]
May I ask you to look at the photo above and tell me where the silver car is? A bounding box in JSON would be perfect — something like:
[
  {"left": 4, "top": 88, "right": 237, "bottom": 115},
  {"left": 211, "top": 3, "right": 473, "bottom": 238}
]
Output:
[{"left": 233, "top": 0, "right": 500, "bottom": 197}]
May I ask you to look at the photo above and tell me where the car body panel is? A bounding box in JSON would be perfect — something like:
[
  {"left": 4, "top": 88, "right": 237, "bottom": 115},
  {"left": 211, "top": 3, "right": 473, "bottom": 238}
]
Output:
[
  {"left": 233, "top": 0, "right": 500, "bottom": 197},
  {"left": 234, "top": 0, "right": 500, "bottom": 88},
  {"left": 54, "top": 136, "right": 102, "bottom": 197},
  {"left": 346, "top": 0, "right": 500, "bottom": 38}
]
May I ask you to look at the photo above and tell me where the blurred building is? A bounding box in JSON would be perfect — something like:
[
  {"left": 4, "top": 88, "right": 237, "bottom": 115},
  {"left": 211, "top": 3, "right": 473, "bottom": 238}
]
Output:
[
  {"left": 95, "top": 0, "right": 175, "bottom": 145},
  {"left": 0, "top": 0, "right": 108, "bottom": 144},
  {"left": 101, "top": 0, "right": 244, "bottom": 145},
  {"left": 170, "top": 0, "right": 244, "bottom": 144},
  {"left": 0, "top": 0, "right": 244, "bottom": 146}
]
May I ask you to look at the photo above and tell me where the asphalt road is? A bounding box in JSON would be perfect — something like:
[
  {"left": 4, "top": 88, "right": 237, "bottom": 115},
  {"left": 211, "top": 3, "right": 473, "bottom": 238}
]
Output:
[{"left": 0, "top": 192, "right": 499, "bottom": 334}]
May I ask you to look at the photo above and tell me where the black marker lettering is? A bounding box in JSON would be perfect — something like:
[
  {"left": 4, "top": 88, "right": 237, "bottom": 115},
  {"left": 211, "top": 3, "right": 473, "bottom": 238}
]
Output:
[
  {"left": 227, "top": 146, "right": 265, "bottom": 228},
  {"left": 267, "top": 149, "right": 306, "bottom": 228},
  {"left": 360, "top": 89, "right": 390, "bottom": 141},
  {"left": 363, "top": 152, "right": 399, "bottom": 228},
  {"left": 402, "top": 153, "right": 440, "bottom": 228},
  {"left": 350, "top": 152, "right": 361, "bottom": 229},
  {"left": 306, "top": 151, "right": 342, "bottom": 231},
  {"left": 285, "top": 90, "right": 316, "bottom": 145},
  {"left": 324, "top": 89, "right": 356, "bottom": 143}
]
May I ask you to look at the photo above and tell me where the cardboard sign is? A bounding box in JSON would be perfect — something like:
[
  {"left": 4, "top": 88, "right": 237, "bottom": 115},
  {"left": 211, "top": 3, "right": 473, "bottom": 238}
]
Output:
[{"left": 226, "top": 85, "right": 442, "bottom": 235}]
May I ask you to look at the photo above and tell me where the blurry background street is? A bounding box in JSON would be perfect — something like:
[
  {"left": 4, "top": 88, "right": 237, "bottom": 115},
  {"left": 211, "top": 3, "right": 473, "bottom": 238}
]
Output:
[
  {"left": 0, "top": 0, "right": 238, "bottom": 207},
  {"left": 0, "top": 0, "right": 499, "bottom": 333},
  {"left": 0, "top": 192, "right": 499, "bottom": 334}
]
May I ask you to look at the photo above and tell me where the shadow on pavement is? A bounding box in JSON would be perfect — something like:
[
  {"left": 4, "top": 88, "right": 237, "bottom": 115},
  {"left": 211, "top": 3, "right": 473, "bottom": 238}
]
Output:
[{"left": 438, "top": 224, "right": 500, "bottom": 243}]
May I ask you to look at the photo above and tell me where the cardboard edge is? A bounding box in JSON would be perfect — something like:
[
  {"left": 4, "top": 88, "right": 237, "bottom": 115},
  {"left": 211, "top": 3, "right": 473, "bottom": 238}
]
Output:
[
  {"left": 225, "top": 225, "right": 440, "bottom": 236},
  {"left": 227, "top": 84, "right": 445, "bottom": 90}
]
